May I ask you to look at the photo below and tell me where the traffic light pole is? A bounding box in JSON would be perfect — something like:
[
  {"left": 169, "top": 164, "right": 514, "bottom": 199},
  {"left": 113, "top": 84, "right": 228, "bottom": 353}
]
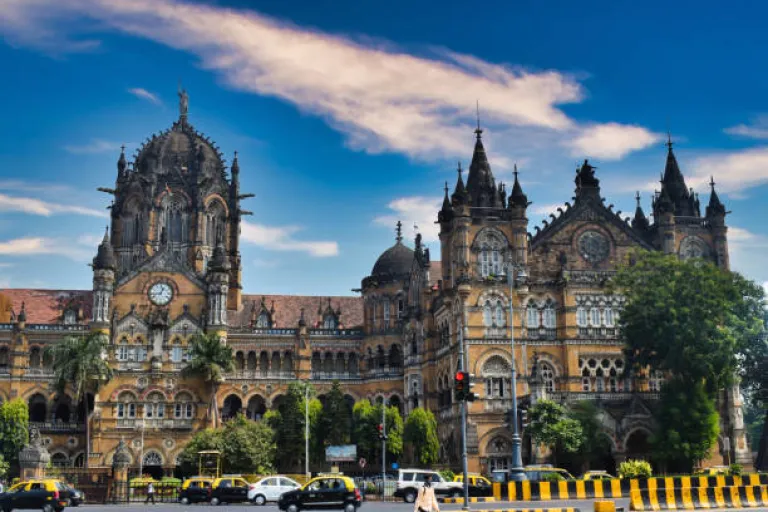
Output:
[
  {"left": 458, "top": 320, "right": 470, "bottom": 511},
  {"left": 381, "top": 402, "right": 386, "bottom": 484},
  {"left": 507, "top": 264, "right": 526, "bottom": 481}
]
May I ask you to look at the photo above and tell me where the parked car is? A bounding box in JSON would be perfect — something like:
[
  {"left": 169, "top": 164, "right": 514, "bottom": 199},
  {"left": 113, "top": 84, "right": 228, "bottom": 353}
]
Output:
[
  {"left": 453, "top": 474, "right": 493, "bottom": 497},
  {"left": 581, "top": 470, "right": 614, "bottom": 481},
  {"left": 523, "top": 466, "right": 575, "bottom": 482},
  {"left": 61, "top": 485, "right": 84, "bottom": 507},
  {"left": 178, "top": 476, "right": 213, "bottom": 505},
  {"left": 394, "top": 469, "right": 463, "bottom": 503},
  {"left": 277, "top": 475, "right": 361, "bottom": 512},
  {"left": 249, "top": 476, "right": 301, "bottom": 505},
  {"left": 0, "top": 479, "right": 72, "bottom": 512},
  {"left": 210, "top": 476, "right": 251, "bottom": 505}
]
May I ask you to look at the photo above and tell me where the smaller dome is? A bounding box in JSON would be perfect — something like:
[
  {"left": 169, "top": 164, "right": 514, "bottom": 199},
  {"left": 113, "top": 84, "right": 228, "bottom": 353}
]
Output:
[
  {"left": 371, "top": 241, "right": 413, "bottom": 278},
  {"left": 93, "top": 231, "right": 116, "bottom": 270}
]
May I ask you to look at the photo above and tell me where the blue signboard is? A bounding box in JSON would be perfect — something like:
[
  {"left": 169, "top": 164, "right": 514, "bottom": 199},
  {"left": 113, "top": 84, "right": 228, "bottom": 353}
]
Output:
[{"left": 325, "top": 445, "right": 357, "bottom": 462}]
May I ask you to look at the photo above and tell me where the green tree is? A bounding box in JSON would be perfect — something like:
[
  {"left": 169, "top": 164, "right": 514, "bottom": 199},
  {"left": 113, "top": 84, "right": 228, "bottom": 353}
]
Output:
[
  {"left": 738, "top": 317, "right": 767, "bottom": 470},
  {"left": 613, "top": 251, "right": 764, "bottom": 393},
  {"left": 652, "top": 378, "right": 719, "bottom": 472},
  {"left": 561, "top": 401, "right": 613, "bottom": 472},
  {"left": 47, "top": 332, "right": 113, "bottom": 469},
  {"left": 351, "top": 400, "right": 403, "bottom": 466},
  {"left": 317, "top": 381, "right": 352, "bottom": 447},
  {"left": 0, "top": 399, "right": 29, "bottom": 471},
  {"left": 0, "top": 454, "right": 9, "bottom": 480},
  {"left": 266, "top": 382, "right": 321, "bottom": 472},
  {"left": 181, "top": 333, "right": 235, "bottom": 428},
  {"left": 178, "top": 414, "right": 276, "bottom": 474},
  {"left": 403, "top": 407, "right": 440, "bottom": 466},
  {"left": 527, "top": 400, "right": 583, "bottom": 463}
]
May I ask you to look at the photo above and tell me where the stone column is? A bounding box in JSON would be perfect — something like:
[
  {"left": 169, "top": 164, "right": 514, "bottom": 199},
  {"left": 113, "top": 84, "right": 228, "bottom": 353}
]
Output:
[
  {"left": 18, "top": 428, "right": 50, "bottom": 480},
  {"left": 111, "top": 439, "right": 131, "bottom": 503}
]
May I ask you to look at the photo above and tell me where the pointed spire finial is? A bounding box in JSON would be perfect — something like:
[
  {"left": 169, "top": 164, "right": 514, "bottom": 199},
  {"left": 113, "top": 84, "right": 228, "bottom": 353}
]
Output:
[
  {"left": 635, "top": 191, "right": 641, "bottom": 208},
  {"left": 513, "top": 163, "right": 519, "bottom": 180},
  {"left": 457, "top": 161, "right": 463, "bottom": 177},
  {"left": 475, "top": 100, "right": 483, "bottom": 138},
  {"left": 444, "top": 181, "right": 449, "bottom": 195},
  {"left": 666, "top": 130, "right": 674, "bottom": 151},
  {"left": 395, "top": 221, "right": 403, "bottom": 243},
  {"left": 710, "top": 175, "right": 716, "bottom": 190}
]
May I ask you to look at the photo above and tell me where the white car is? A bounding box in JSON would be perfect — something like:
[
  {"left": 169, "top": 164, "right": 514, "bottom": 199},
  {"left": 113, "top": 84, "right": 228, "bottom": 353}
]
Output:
[{"left": 248, "top": 476, "right": 301, "bottom": 505}]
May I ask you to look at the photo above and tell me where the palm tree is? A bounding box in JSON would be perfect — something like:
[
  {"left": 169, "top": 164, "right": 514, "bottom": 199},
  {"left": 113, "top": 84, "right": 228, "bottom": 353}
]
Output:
[
  {"left": 181, "top": 333, "right": 234, "bottom": 428},
  {"left": 46, "top": 331, "right": 113, "bottom": 470}
]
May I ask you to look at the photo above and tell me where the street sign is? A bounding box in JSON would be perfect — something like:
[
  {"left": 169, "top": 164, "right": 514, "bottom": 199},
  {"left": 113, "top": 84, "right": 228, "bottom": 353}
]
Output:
[
  {"left": 359, "top": 457, "right": 366, "bottom": 468},
  {"left": 391, "top": 462, "right": 399, "bottom": 470}
]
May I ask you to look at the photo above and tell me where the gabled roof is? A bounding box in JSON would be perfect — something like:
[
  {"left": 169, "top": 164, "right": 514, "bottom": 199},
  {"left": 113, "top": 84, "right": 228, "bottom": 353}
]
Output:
[
  {"left": 0, "top": 289, "right": 92, "bottom": 324},
  {"left": 232, "top": 295, "right": 363, "bottom": 329}
]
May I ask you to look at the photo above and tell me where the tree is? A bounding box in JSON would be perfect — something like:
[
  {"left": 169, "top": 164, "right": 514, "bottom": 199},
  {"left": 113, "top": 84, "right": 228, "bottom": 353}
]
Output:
[
  {"left": 403, "top": 407, "right": 440, "bottom": 466},
  {"left": 613, "top": 251, "right": 764, "bottom": 394},
  {"left": 561, "top": 401, "right": 613, "bottom": 472},
  {"left": 739, "top": 320, "right": 767, "bottom": 470},
  {"left": 266, "top": 382, "right": 321, "bottom": 472},
  {"left": 351, "top": 400, "right": 403, "bottom": 466},
  {"left": 178, "top": 414, "right": 276, "bottom": 475},
  {"left": 47, "top": 332, "right": 113, "bottom": 469},
  {"left": 0, "top": 399, "right": 29, "bottom": 471},
  {"left": 181, "top": 333, "right": 234, "bottom": 428},
  {"left": 652, "top": 378, "right": 719, "bottom": 473},
  {"left": 317, "top": 381, "right": 352, "bottom": 448},
  {"left": 526, "top": 400, "right": 583, "bottom": 463}
]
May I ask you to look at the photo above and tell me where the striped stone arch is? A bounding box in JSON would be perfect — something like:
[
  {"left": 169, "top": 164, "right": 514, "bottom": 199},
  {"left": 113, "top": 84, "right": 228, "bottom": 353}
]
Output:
[
  {"left": 475, "top": 290, "right": 509, "bottom": 308},
  {"left": 21, "top": 385, "right": 52, "bottom": 400},
  {"left": 531, "top": 351, "right": 564, "bottom": 377},
  {"left": 173, "top": 389, "right": 201, "bottom": 402},
  {"left": 139, "top": 386, "right": 169, "bottom": 401},
  {"left": 109, "top": 385, "right": 140, "bottom": 401},
  {"left": 473, "top": 348, "right": 516, "bottom": 376}
]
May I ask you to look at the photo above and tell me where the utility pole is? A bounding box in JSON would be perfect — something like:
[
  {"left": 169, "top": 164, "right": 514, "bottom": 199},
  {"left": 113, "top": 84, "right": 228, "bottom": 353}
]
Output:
[
  {"left": 381, "top": 402, "right": 387, "bottom": 483},
  {"left": 458, "top": 319, "right": 470, "bottom": 510},
  {"left": 305, "top": 386, "right": 310, "bottom": 478},
  {"left": 507, "top": 264, "right": 527, "bottom": 481},
  {"left": 138, "top": 419, "right": 146, "bottom": 477}
]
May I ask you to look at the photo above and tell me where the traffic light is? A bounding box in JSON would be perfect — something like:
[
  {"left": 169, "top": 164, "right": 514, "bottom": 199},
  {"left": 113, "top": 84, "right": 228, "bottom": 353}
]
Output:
[
  {"left": 377, "top": 423, "right": 387, "bottom": 441},
  {"left": 466, "top": 373, "right": 477, "bottom": 402},
  {"left": 518, "top": 408, "right": 529, "bottom": 429},
  {"left": 454, "top": 371, "right": 468, "bottom": 400},
  {"left": 504, "top": 408, "right": 515, "bottom": 428}
]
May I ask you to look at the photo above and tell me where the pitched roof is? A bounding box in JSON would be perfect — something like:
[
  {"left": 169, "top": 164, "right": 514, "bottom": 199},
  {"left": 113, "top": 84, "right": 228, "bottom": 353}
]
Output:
[{"left": 0, "top": 289, "right": 92, "bottom": 324}]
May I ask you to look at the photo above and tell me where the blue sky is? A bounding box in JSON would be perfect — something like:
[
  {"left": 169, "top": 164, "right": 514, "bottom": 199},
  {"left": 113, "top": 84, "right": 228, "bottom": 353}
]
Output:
[{"left": 1, "top": 0, "right": 768, "bottom": 295}]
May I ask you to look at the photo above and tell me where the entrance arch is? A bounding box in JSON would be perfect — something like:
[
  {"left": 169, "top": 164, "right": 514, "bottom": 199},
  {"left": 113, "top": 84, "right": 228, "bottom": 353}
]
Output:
[
  {"left": 246, "top": 395, "right": 266, "bottom": 420},
  {"left": 28, "top": 393, "right": 47, "bottom": 422},
  {"left": 222, "top": 395, "right": 242, "bottom": 420},
  {"left": 142, "top": 451, "right": 165, "bottom": 480}
]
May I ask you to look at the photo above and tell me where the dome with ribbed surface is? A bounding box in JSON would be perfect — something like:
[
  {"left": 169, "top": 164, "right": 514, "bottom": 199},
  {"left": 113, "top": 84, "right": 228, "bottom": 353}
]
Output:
[{"left": 372, "top": 241, "right": 414, "bottom": 278}]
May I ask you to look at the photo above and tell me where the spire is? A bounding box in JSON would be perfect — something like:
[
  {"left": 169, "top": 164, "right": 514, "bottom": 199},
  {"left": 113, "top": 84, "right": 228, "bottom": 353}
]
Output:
[
  {"left": 93, "top": 226, "right": 116, "bottom": 270},
  {"left": 117, "top": 144, "right": 127, "bottom": 175},
  {"left": 395, "top": 221, "right": 403, "bottom": 244},
  {"left": 465, "top": 107, "right": 497, "bottom": 207},
  {"left": 451, "top": 161, "right": 468, "bottom": 205},
  {"left": 706, "top": 176, "right": 727, "bottom": 218},
  {"left": 632, "top": 191, "right": 650, "bottom": 232},
  {"left": 438, "top": 181, "right": 453, "bottom": 223},
  {"left": 661, "top": 133, "right": 695, "bottom": 215},
  {"left": 178, "top": 84, "right": 189, "bottom": 122},
  {"left": 475, "top": 100, "right": 482, "bottom": 139},
  {"left": 231, "top": 150, "right": 240, "bottom": 175},
  {"left": 508, "top": 164, "right": 530, "bottom": 208}
]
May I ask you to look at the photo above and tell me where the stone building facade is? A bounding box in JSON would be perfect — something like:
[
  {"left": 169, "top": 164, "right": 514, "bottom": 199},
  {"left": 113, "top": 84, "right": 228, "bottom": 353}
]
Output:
[{"left": 0, "top": 93, "right": 751, "bottom": 475}]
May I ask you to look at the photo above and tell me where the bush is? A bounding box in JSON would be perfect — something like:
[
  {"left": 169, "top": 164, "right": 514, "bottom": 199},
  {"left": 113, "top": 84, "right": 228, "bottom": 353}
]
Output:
[
  {"left": 364, "top": 482, "right": 376, "bottom": 495},
  {"left": 439, "top": 469, "right": 455, "bottom": 482},
  {"left": 618, "top": 459, "right": 652, "bottom": 479},
  {"left": 542, "top": 472, "right": 564, "bottom": 482},
  {"left": 728, "top": 463, "right": 743, "bottom": 476}
]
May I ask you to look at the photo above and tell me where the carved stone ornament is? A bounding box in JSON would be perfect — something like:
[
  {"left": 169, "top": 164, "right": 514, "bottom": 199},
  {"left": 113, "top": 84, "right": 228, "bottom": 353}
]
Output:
[
  {"left": 578, "top": 230, "right": 610, "bottom": 264},
  {"left": 678, "top": 236, "right": 710, "bottom": 260}
]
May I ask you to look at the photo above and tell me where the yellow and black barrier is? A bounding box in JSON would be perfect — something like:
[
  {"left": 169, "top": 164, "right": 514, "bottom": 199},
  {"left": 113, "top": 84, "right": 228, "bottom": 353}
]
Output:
[
  {"left": 440, "top": 497, "right": 497, "bottom": 504},
  {"left": 629, "top": 484, "right": 768, "bottom": 510},
  {"left": 469, "top": 509, "right": 580, "bottom": 512},
  {"left": 491, "top": 474, "right": 768, "bottom": 502}
]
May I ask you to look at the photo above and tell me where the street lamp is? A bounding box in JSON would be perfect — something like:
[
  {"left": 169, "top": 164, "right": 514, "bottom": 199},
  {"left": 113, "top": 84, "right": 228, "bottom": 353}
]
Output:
[
  {"left": 506, "top": 263, "right": 527, "bottom": 481},
  {"left": 138, "top": 419, "right": 146, "bottom": 478}
]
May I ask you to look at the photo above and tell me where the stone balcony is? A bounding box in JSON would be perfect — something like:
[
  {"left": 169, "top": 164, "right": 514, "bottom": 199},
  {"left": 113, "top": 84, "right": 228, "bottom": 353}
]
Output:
[{"left": 30, "top": 421, "right": 84, "bottom": 433}]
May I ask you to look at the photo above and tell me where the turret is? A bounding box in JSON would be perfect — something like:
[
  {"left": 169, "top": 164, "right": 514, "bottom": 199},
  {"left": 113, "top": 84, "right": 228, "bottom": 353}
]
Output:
[
  {"left": 451, "top": 162, "right": 469, "bottom": 207},
  {"left": 706, "top": 177, "right": 730, "bottom": 269},
  {"left": 91, "top": 228, "right": 115, "bottom": 326},
  {"left": 207, "top": 239, "right": 231, "bottom": 328},
  {"left": 632, "top": 191, "right": 650, "bottom": 233}
]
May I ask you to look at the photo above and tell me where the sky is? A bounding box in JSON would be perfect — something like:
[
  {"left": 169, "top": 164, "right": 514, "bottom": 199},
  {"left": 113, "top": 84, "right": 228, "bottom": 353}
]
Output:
[{"left": 1, "top": 0, "right": 768, "bottom": 296}]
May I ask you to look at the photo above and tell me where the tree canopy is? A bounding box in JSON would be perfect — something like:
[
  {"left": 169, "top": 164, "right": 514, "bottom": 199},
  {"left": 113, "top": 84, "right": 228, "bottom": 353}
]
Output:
[
  {"left": 181, "top": 333, "right": 234, "bottom": 426},
  {"left": 526, "top": 400, "right": 583, "bottom": 457},
  {"left": 266, "top": 382, "right": 321, "bottom": 472},
  {"left": 317, "top": 381, "right": 352, "bottom": 448},
  {"left": 352, "top": 400, "right": 403, "bottom": 465},
  {"left": 0, "top": 399, "right": 28, "bottom": 470},
  {"left": 403, "top": 407, "right": 440, "bottom": 466}
]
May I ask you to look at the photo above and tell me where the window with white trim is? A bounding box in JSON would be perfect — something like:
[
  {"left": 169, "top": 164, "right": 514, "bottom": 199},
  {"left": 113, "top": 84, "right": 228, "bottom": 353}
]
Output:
[
  {"left": 577, "top": 307, "right": 588, "bottom": 327},
  {"left": 527, "top": 303, "right": 539, "bottom": 328},
  {"left": 383, "top": 298, "right": 390, "bottom": 326},
  {"left": 494, "top": 301, "right": 505, "bottom": 327},
  {"left": 483, "top": 302, "right": 492, "bottom": 326},
  {"left": 542, "top": 301, "right": 556, "bottom": 329},
  {"left": 540, "top": 362, "right": 556, "bottom": 392},
  {"left": 589, "top": 307, "right": 601, "bottom": 327},
  {"left": 604, "top": 307, "right": 615, "bottom": 327}
]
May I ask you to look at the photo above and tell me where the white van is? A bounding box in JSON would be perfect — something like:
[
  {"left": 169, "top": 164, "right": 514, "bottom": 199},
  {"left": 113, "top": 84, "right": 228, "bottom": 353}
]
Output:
[{"left": 393, "top": 469, "right": 462, "bottom": 503}]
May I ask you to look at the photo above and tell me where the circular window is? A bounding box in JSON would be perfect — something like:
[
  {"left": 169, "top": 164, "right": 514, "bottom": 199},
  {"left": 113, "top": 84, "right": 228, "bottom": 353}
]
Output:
[{"left": 578, "top": 230, "right": 610, "bottom": 264}]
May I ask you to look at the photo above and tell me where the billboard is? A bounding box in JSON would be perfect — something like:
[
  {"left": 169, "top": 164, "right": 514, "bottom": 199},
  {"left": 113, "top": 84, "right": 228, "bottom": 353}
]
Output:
[{"left": 325, "top": 445, "right": 357, "bottom": 462}]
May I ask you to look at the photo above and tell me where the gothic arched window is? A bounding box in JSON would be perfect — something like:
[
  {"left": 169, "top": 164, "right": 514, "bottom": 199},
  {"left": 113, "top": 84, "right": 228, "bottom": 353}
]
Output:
[
  {"left": 205, "top": 201, "right": 226, "bottom": 246},
  {"left": 540, "top": 362, "right": 556, "bottom": 392},
  {"left": 483, "top": 301, "right": 493, "bottom": 326},
  {"left": 543, "top": 300, "right": 557, "bottom": 329},
  {"left": 494, "top": 301, "right": 505, "bottom": 327},
  {"left": 604, "top": 307, "right": 615, "bottom": 327},
  {"left": 159, "top": 195, "right": 188, "bottom": 243},
  {"left": 482, "top": 355, "right": 511, "bottom": 399},
  {"left": 577, "top": 307, "right": 588, "bottom": 327},
  {"left": 589, "top": 307, "right": 601, "bottom": 327},
  {"left": 474, "top": 229, "right": 506, "bottom": 278},
  {"left": 256, "top": 312, "right": 271, "bottom": 329},
  {"left": 323, "top": 314, "right": 337, "bottom": 330},
  {"left": 527, "top": 302, "right": 539, "bottom": 328}
]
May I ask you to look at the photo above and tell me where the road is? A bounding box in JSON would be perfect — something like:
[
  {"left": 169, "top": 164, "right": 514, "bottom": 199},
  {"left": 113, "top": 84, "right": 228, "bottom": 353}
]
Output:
[{"left": 73, "top": 500, "right": 768, "bottom": 512}]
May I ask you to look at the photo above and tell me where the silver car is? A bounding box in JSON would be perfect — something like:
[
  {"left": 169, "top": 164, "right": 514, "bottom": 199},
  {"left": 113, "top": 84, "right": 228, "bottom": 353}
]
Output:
[{"left": 248, "top": 476, "right": 301, "bottom": 505}]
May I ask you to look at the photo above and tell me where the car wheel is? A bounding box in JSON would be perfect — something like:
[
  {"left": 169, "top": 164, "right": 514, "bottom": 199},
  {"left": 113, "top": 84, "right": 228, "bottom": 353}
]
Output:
[
  {"left": 42, "top": 504, "right": 55, "bottom": 512},
  {"left": 404, "top": 490, "right": 417, "bottom": 503},
  {"left": 253, "top": 495, "right": 267, "bottom": 506},
  {"left": 211, "top": 497, "right": 221, "bottom": 506},
  {"left": 287, "top": 504, "right": 299, "bottom": 512},
  {"left": 344, "top": 503, "right": 356, "bottom": 512},
  {"left": 181, "top": 497, "right": 190, "bottom": 505}
]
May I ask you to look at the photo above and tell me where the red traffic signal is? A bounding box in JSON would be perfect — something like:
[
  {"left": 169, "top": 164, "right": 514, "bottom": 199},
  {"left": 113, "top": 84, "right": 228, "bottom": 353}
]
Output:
[
  {"left": 455, "top": 371, "right": 466, "bottom": 382},
  {"left": 455, "top": 371, "right": 468, "bottom": 399}
]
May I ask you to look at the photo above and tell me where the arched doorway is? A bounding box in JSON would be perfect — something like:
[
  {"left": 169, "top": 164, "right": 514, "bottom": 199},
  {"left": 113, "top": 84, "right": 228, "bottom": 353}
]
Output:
[
  {"left": 222, "top": 395, "right": 242, "bottom": 420},
  {"left": 28, "top": 393, "right": 47, "bottom": 422},
  {"left": 52, "top": 395, "right": 73, "bottom": 423},
  {"left": 625, "top": 429, "right": 652, "bottom": 461},
  {"left": 246, "top": 395, "right": 266, "bottom": 420},
  {"left": 142, "top": 451, "right": 165, "bottom": 480},
  {"left": 51, "top": 452, "right": 69, "bottom": 467},
  {"left": 387, "top": 395, "right": 403, "bottom": 415}
]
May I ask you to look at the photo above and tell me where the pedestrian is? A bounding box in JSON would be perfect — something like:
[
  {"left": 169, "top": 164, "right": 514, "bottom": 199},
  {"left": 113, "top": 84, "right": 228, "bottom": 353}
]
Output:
[
  {"left": 414, "top": 475, "right": 439, "bottom": 512},
  {"left": 145, "top": 481, "right": 156, "bottom": 505}
]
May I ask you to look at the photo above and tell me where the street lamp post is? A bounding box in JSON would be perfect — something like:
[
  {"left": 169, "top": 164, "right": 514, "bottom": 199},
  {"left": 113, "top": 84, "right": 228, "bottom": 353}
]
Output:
[
  {"left": 138, "top": 419, "right": 146, "bottom": 478},
  {"left": 305, "top": 384, "right": 310, "bottom": 479},
  {"left": 507, "top": 264, "right": 527, "bottom": 481}
]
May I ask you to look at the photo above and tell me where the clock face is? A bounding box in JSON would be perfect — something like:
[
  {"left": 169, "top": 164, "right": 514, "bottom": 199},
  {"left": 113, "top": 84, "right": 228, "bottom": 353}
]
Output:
[
  {"left": 148, "top": 282, "right": 173, "bottom": 306},
  {"left": 578, "top": 230, "right": 610, "bottom": 264},
  {"left": 679, "top": 236, "right": 709, "bottom": 260}
]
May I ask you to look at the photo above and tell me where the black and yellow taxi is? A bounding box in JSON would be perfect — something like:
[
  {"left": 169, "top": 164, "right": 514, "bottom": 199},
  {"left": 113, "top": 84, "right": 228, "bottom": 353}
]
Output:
[
  {"left": 0, "top": 479, "right": 71, "bottom": 512},
  {"left": 453, "top": 474, "right": 493, "bottom": 497},
  {"left": 178, "top": 476, "right": 213, "bottom": 505},
  {"left": 278, "top": 475, "right": 361, "bottom": 512},
  {"left": 209, "top": 476, "right": 251, "bottom": 505}
]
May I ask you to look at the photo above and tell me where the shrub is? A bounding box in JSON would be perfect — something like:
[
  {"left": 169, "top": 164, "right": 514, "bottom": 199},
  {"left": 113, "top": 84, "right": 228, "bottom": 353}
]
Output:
[
  {"left": 364, "top": 482, "right": 376, "bottom": 495},
  {"left": 618, "top": 459, "right": 652, "bottom": 479},
  {"left": 728, "top": 463, "right": 743, "bottom": 476},
  {"left": 543, "top": 472, "right": 564, "bottom": 482},
  {"left": 439, "top": 469, "right": 455, "bottom": 482}
]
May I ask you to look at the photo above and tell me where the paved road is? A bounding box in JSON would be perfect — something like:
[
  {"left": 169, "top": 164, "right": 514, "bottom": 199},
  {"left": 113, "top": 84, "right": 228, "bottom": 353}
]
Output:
[{"left": 73, "top": 500, "right": 768, "bottom": 512}]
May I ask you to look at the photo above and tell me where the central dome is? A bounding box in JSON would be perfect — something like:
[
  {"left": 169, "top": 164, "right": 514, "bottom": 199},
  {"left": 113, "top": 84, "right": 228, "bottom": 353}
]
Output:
[
  {"left": 133, "top": 120, "right": 224, "bottom": 176},
  {"left": 371, "top": 240, "right": 414, "bottom": 278}
]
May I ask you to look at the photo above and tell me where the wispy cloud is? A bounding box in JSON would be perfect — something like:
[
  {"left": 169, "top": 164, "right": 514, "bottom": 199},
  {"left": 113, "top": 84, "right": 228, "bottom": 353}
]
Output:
[
  {"left": 63, "top": 138, "right": 121, "bottom": 154},
  {"left": 690, "top": 147, "right": 768, "bottom": 194},
  {"left": 728, "top": 226, "right": 768, "bottom": 286},
  {"left": 0, "top": 180, "right": 72, "bottom": 194},
  {"left": 128, "top": 87, "right": 161, "bottom": 105},
  {"left": 374, "top": 196, "right": 442, "bottom": 243},
  {"left": 0, "top": 192, "right": 107, "bottom": 217},
  {"left": 530, "top": 203, "right": 564, "bottom": 217},
  {"left": 0, "top": 236, "right": 93, "bottom": 261},
  {"left": 0, "top": 0, "right": 658, "bottom": 167},
  {"left": 240, "top": 221, "right": 338, "bottom": 257},
  {"left": 724, "top": 114, "right": 768, "bottom": 140}
]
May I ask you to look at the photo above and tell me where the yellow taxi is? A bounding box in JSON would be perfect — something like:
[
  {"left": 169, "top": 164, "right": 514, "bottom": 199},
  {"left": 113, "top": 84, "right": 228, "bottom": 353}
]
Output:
[
  {"left": 0, "top": 479, "right": 72, "bottom": 512},
  {"left": 695, "top": 466, "right": 730, "bottom": 476},
  {"left": 178, "top": 476, "right": 214, "bottom": 505},
  {"left": 210, "top": 476, "right": 251, "bottom": 505},
  {"left": 278, "top": 475, "right": 361, "bottom": 512},
  {"left": 581, "top": 470, "right": 615, "bottom": 481},
  {"left": 453, "top": 474, "right": 493, "bottom": 497}
]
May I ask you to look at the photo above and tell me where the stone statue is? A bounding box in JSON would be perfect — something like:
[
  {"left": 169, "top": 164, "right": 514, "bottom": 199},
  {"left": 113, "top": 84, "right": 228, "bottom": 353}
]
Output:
[
  {"left": 179, "top": 88, "right": 189, "bottom": 117},
  {"left": 29, "top": 427, "right": 42, "bottom": 447}
]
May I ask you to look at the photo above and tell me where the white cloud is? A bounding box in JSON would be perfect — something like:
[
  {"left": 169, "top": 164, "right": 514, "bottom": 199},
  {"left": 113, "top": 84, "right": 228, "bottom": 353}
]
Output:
[
  {"left": 240, "top": 221, "right": 338, "bottom": 257},
  {"left": 63, "top": 138, "right": 121, "bottom": 154},
  {"left": 0, "top": 180, "right": 72, "bottom": 194},
  {"left": 727, "top": 226, "right": 768, "bottom": 286},
  {"left": 0, "top": 237, "right": 92, "bottom": 261},
  {"left": 690, "top": 147, "right": 768, "bottom": 194},
  {"left": 724, "top": 114, "right": 768, "bottom": 140},
  {"left": 567, "top": 123, "right": 661, "bottom": 160},
  {"left": 374, "top": 196, "right": 442, "bottom": 243},
  {"left": 0, "top": 0, "right": 658, "bottom": 165},
  {"left": 530, "top": 203, "right": 563, "bottom": 216},
  {"left": 0, "top": 192, "right": 107, "bottom": 217},
  {"left": 128, "top": 87, "right": 161, "bottom": 105}
]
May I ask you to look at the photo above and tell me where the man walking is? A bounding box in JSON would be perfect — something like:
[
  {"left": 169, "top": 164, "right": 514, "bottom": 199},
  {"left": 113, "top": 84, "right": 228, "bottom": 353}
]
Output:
[{"left": 145, "top": 481, "right": 156, "bottom": 505}]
